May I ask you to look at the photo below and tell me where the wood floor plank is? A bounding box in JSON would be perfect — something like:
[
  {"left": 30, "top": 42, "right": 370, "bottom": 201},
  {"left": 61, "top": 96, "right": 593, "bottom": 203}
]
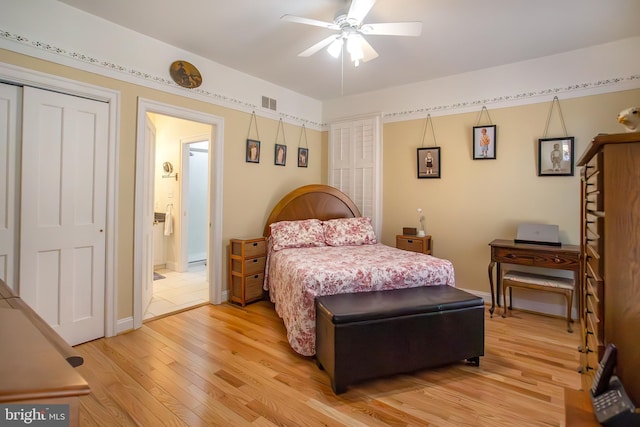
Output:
[{"left": 75, "top": 301, "right": 584, "bottom": 426}]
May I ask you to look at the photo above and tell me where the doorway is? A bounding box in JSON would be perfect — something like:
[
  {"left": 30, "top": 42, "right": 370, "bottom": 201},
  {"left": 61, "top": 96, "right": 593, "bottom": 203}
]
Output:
[
  {"left": 145, "top": 122, "right": 210, "bottom": 320},
  {"left": 134, "top": 99, "right": 224, "bottom": 329}
]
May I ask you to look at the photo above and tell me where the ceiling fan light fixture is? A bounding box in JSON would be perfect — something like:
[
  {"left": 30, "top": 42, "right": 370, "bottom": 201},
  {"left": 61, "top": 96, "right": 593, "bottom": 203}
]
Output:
[
  {"left": 347, "top": 35, "right": 364, "bottom": 65},
  {"left": 282, "top": 0, "right": 421, "bottom": 68},
  {"left": 327, "top": 38, "right": 344, "bottom": 58}
]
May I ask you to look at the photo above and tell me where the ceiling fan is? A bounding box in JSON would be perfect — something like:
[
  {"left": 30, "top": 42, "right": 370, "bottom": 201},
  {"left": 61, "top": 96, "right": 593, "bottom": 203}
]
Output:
[{"left": 282, "top": 0, "right": 422, "bottom": 66}]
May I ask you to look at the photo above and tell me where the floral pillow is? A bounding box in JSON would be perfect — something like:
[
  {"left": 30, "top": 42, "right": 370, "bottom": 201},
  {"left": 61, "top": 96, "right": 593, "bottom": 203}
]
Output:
[
  {"left": 323, "top": 217, "right": 377, "bottom": 246},
  {"left": 269, "top": 219, "right": 326, "bottom": 251}
]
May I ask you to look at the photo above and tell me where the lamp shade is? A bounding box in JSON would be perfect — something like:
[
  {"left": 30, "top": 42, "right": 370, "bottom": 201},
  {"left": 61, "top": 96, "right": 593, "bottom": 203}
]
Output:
[
  {"left": 327, "top": 38, "right": 344, "bottom": 58},
  {"left": 346, "top": 36, "right": 363, "bottom": 60}
]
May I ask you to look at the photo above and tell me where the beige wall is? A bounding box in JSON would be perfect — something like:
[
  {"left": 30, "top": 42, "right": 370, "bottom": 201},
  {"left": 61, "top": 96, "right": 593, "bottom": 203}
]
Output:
[
  {"left": 381, "top": 89, "right": 640, "bottom": 294},
  {"left": 0, "top": 49, "right": 324, "bottom": 321},
  {"left": 3, "top": 47, "right": 638, "bottom": 322}
]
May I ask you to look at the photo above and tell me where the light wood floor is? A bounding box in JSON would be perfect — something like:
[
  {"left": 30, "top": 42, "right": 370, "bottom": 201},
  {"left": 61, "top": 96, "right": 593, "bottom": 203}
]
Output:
[{"left": 75, "top": 301, "right": 583, "bottom": 426}]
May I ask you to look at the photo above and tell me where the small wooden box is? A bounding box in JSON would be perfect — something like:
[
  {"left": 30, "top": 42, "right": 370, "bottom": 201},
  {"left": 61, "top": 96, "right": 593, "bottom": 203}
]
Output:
[{"left": 402, "top": 227, "right": 417, "bottom": 236}]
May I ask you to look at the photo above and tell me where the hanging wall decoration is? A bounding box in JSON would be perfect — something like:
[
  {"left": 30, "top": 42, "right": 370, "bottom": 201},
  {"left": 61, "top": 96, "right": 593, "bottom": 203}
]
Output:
[
  {"left": 246, "top": 111, "right": 261, "bottom": 163},
  {"left": 274, "top": 118, "right": 287, "bottom": 166},
  {"left": 169, "top": 60, "right": 202, "bottom": 89},
  {"left": 537, "top": 96, "right": 574, "bottom": 176},
  {"left": 297, "top": 124, "right": 309, "bottom": 168},
  {"left": 472, "top": 106, "right": 497, "bottom": 160},
  {"left": 417, "top": 114, "right": 441, "bottom": 179}
]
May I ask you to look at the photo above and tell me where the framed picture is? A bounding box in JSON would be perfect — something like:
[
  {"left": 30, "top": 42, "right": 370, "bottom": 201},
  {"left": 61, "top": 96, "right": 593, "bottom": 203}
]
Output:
[
  {"left": 473, "top": 125, "right": 496, "bottom": 160},
  {"left": 298, "top": 147, "right": 308, "bottom": 168},
  {"left": 169, "top": 60, "right": 202, "bottom": 89},
  {"left": 246, "top": 139, "right": 260, "bottom": 163},
  {"left": 417, "top": 147, "right": 441, "bottom": 179},
  {"left": 274, "top": 144, "right": 287, "bottom": 166},
  {"left": 538, "top": 137, "right": 574, "bottom": 176}
]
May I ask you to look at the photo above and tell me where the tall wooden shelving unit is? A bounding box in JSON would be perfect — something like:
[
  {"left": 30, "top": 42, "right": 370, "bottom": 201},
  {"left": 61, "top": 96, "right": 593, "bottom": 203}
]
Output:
[{"left": 576, "top": 132, "right": 640, "bottom": 406}]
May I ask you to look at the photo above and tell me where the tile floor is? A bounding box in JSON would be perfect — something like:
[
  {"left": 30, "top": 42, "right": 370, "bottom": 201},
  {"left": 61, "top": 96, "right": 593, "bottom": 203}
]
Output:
[{"left": 144, "top": 262, "right": 209, "bottom": 320}]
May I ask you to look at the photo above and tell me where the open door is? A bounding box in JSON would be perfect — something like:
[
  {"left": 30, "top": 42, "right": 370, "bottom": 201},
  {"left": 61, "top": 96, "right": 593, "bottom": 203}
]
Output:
[{"left": 141, "top": 114, "right": 157, "bottom": 313}]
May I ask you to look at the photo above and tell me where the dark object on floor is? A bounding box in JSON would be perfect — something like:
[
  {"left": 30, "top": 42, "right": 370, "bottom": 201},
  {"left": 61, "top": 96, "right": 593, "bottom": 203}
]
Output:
[
  {"left": 315, "top": 285, "right": 485, "bottom": 394},
  {"left": 153, "top": 272, "right": 165, "bottom": 281}
]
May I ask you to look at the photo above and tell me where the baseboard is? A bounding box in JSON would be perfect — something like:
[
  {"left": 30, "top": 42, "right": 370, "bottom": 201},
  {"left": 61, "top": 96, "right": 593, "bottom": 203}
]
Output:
[{"left": 115, "top": 316, "right": 134, "bottom": 335}]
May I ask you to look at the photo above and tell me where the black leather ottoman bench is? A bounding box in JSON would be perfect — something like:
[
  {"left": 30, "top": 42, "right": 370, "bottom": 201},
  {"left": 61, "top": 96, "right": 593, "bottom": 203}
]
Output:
[{"left": 315, "top": 285, "right": 484, "bottom": 394}]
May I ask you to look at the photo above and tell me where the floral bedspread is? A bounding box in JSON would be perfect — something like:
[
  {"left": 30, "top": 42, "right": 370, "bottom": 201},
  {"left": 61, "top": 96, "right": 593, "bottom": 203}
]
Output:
[{"left": 264, "top": 243, "right": 455, "bottom": 356}]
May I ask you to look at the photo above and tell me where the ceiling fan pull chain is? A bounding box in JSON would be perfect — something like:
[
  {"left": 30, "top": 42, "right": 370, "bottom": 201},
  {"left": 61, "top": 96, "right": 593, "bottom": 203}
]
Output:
[
  {"left": 247, "top": 111, "right": 260, "bottom": 141},
  {"left": 475, "top": 106, "right": 493, "bottom": 126},
  {"left": 341, "top": 47, "right": 345, "bottom": 96},
  {"left": 420, "top": 114, "right": 437, "bottom": 147}
]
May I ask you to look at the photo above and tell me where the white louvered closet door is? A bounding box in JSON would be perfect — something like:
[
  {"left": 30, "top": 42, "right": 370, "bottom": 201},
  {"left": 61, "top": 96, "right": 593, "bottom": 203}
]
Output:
[{"left": 329, "top": 114, "right": 382, "bottom": 237}]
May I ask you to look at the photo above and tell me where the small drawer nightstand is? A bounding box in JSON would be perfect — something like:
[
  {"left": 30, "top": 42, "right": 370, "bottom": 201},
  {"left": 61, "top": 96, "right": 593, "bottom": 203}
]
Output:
[
  {"left": 229, "top": 237, "right": 266, "bottom": 306},
  {"left": 396, "top": 235, "right": 432, "bottom": 255}
]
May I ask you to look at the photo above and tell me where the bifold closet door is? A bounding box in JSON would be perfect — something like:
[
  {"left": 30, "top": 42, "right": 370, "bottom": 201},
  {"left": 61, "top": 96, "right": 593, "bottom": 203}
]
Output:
[
  {"left": 0, "top": 83, "right": 20, "bottom": 288},
  {"left": 19, "top": 86, "right": 109, "bottom": 346}
]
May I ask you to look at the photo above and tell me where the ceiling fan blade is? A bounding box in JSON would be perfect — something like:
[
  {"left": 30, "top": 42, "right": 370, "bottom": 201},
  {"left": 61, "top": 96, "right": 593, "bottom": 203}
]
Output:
[
  {"left": 351, "top": 34, "right": 379, "bottom": 63},
  {"left": 298, "top": 35, "right": 340, "bottom": 57},
  {"left": 347, "top": 0, "right": 376, "bottom": 23},
  {"left": 361, "top": 22, "right": 423, "bottom": 37},
  {"left": 281, "top": 14, "right": 340, "bottom": 30}
]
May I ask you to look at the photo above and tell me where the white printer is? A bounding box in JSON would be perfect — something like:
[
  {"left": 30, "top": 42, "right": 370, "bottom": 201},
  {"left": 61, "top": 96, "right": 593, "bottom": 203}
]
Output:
[{"left": 514, "top": 223, "right": 561, "bottom": 246}]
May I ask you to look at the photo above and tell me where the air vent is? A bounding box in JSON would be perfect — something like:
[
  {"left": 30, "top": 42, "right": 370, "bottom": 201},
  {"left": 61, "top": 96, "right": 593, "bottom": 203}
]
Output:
[{"left": 262, "top": 96, "right": 277, "bottom": 111}]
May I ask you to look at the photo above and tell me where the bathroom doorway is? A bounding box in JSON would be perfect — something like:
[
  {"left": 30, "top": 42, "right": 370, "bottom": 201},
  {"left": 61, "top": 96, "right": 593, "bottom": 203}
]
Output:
[
  {"left": 144, "top": 113, "right": 211, "bottom": 320},
  {"left": 134, "top": 99, "right": 223, "bottom": 329},
  {"left": 145, "top": 114, "right": 211, "bottom": 320}
]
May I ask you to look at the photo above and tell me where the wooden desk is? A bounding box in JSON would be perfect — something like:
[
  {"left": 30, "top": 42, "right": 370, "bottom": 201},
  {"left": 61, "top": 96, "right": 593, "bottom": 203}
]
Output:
[
  {"left": 0, "top": 279, "right": 84, "bottom": 367},
  {"left": 0, "top": 309, "right": 90, "bottom": 426},
  {"left": 487, "top": 239, "right": 580, "bottom": 317}
]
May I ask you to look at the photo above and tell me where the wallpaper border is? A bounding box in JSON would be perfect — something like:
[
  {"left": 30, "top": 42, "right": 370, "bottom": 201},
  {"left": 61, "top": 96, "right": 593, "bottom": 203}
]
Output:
[
  {"left": 383, "top": 74, "right": 640, "bottom": 122},
  {"left": 1, "top": 29, "right": 638, "bottom": 128},
  {"left": 0, "top": 29, "right": 323, "bottom": 129}
]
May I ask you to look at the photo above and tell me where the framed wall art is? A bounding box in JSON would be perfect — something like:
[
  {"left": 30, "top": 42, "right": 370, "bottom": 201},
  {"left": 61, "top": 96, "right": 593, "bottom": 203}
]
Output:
[
  {"left": 417, "top": 147, "right": 441, "bottom": 179},
  {"left": 298, "top": 147, "right": 308, "bottom": 168},
  {"left": 537, "top": 137, "right": 574, "bottom": 176},
  {"left": 169, "top": 60, "right": 202, "bottom": 89},
  {"left": 473, "top": 125, "right": 496, "bottom": 159},
  {"left": 246, "top": 139, "right": 260, "bottom": 163},
  {"left": 275, "top": 144, "right": 287, "bottom": 166}
]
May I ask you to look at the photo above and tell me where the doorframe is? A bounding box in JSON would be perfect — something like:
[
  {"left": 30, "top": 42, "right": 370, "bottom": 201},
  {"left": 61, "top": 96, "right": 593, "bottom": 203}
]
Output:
[
  {"left": 0, "top": 62, "right": 120, "bottom": 338},
  {"left": 133, "top": 98, "right": 224, "bottom": 329}
]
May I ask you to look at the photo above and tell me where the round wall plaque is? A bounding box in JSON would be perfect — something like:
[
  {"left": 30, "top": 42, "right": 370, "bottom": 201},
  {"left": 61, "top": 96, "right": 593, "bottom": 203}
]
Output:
[{"left": 169, "top": 60, "right": 202, "bottom": 89}]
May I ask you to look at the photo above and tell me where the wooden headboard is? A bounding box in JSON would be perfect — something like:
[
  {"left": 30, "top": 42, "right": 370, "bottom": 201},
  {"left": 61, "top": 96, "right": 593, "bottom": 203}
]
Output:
[{"left": 263, "top": 184, "right": 361, "bottom": 236}]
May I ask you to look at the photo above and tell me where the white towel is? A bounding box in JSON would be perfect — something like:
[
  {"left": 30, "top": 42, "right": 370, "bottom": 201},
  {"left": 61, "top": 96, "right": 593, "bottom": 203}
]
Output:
[{"left": 164, "top": 205, "right": 173, "bottom": 236}]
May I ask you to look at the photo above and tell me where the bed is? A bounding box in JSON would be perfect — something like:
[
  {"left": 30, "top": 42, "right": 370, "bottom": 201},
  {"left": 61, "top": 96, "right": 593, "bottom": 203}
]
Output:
[{"left": 263, "top": 184, "right": 456, "bottom": 356}]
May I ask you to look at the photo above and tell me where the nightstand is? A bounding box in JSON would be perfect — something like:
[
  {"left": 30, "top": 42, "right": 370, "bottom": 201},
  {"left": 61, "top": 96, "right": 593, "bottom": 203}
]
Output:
[
  {"left": 396, "top": 235, "right": 432, "bottom": 255},
  {"left": 229, "top": 237, "right": 266, "bottom": 306}
]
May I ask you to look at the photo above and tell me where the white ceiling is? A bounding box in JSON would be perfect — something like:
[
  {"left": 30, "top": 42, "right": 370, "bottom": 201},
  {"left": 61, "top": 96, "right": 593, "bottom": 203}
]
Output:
[{"left": 57, "top": 0, "right": 640, "bottom": 101}]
